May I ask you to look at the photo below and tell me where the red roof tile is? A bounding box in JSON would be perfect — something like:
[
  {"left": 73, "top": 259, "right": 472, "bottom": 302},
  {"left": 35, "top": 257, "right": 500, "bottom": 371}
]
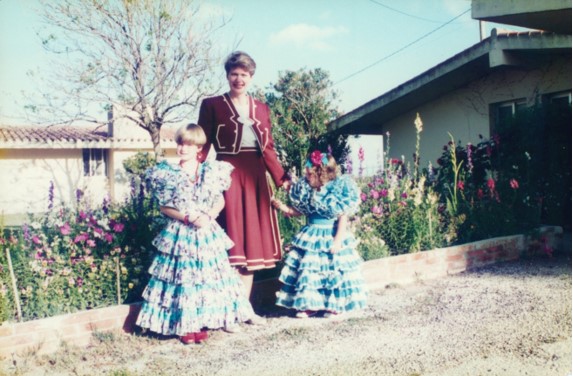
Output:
[{"left": 0, "top": 125, "right": 176, "bottom": 149}]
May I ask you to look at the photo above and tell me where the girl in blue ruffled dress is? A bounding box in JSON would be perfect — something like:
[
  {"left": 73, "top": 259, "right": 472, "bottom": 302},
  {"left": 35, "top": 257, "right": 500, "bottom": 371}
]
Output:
[
  {"left": 136, "top": 123, "right": 256, "bottom": 344},
  {"left": 272, "top": 150, "right": 367, "bottom": 318}
]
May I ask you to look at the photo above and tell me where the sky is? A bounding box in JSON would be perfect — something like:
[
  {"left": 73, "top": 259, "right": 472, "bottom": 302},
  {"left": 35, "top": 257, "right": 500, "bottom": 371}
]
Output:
[{"left": 0, "top": 0, "right": 523, "bottom": 171}]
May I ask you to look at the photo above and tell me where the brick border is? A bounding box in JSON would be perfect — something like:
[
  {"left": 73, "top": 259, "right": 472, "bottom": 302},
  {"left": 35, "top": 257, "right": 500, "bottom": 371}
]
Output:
[{"left": 1, "top": 226, "right": 565, "bottom": 357}]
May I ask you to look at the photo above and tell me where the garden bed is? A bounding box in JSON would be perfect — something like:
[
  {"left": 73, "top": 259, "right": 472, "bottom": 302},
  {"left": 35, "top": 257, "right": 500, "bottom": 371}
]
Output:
[{"left": 0, "top": 225, "right": 565, "bottom": 357}]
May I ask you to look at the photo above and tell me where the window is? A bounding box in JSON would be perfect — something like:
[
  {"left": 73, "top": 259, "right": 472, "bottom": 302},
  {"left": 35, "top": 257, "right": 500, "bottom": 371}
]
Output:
[
  {"left": 492, "top": 99, "right": 527, "bottom": 127},
  {"left": 83, "top": 149, "right": 108, "bottom": 177},
  {"left": 547, "top": 91, "right": 571, "bottom": 109}
]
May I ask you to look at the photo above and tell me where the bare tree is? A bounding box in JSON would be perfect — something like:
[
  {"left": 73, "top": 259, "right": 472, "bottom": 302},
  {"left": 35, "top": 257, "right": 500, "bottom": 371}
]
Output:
[{"left": 27, "top": 0, "right": 228, "bottom": 156}]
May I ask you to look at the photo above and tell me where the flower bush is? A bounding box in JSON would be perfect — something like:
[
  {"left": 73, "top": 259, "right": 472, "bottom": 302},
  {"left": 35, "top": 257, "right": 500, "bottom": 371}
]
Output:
[
  {"left": 0, "top": 175, "right": 160, "bottom": 323},
  {"left": 434, "top": 132, "right": 539, "bottom": 244}
]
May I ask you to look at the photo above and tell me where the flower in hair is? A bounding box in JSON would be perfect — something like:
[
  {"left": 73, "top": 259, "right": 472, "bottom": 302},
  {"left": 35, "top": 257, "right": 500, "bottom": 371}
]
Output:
[{"left": 307, "top": 150, "right": 328, "bottom": 168}]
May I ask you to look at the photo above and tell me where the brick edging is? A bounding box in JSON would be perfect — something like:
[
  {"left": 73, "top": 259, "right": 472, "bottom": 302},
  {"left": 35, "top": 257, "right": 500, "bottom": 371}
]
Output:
[{"left": 1, "top": 226, "right": 565, "bottom": 357}]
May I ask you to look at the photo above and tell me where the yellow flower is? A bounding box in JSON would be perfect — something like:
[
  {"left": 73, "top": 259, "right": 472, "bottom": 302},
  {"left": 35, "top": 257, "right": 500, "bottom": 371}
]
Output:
[{"left": 414, "top": 113, "right": 423, "bottom": 134}]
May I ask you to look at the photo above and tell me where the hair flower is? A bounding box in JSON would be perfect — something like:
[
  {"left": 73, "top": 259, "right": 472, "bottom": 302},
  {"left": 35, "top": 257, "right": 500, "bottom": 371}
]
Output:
[{"left": 310, "top": 150, "right": 324, "bottom": 166}]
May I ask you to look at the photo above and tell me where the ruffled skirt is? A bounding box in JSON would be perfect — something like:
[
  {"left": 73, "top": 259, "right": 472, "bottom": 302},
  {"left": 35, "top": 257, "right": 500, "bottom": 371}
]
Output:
[
  {"left": 275, "top": 218, "right": 367, "bottom": 313},
  {"left": 136, "top": 220, "right": 254, "bottom": 335}
]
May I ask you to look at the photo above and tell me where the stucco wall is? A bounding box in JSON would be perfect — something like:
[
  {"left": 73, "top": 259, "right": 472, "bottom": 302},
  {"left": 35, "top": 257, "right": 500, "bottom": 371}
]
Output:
[
  {"left": 383, "top": 55, "right": 571, "bottom": 167},
  {"left": 0, "top": 149, "right": 86, "bottom": 222}
]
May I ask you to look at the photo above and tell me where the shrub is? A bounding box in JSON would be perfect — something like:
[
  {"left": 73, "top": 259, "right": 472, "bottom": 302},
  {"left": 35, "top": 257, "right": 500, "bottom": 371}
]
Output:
[{"left": 0, "top": 178, "right": 160, "bottom": 322}]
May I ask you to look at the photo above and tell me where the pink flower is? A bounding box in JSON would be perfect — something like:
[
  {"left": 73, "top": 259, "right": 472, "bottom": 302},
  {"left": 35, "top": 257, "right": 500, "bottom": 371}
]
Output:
[
  {"left": 360, "top": 193, "right": 367, "bottom": 202},
  {"left": 509, "top": 179, "right": 519, "bottom": 190},
  {"left": 104, "top": 233, "right": 113, "bottom": 243},
  {"left": 60, "top": 223, "right": 71, "bottom": 236},
  {"left": 487, "top": 178, "right": 496, "bottom": 191},
  {"left": 457, "top": 181, "right": 464, "bottom": 191},
  {"left": 370, "top": 190, "right": 380, "bottom": 199},
  {"left": 32, "top": 236, "right": 42, "bottom": 245},
  {"left": 380, "top": 189, "right": 388, "bottom": 197},
  {"left": 358, "top": 147, "right": 365, "bottom": 162},
  {"left": 310, "top": 150, "right": 324, "bottom": 167},
  {"left": 113, "top": 223, "right": 125, "bottom": 233},
  {"left": 400, "top": 192, "right": 408, "bottom": 199},
  {"left": 477, "top": 188, "right": 484, "bottom": 199},
  {"left": 371, "top": 206, "right": 382, "bottom": 216},
  {"left": 86, "top": 239, "right": 96, "bottom": 248},
  {"left": 74, "top": 233, "right": 89, "bottom": 243}
]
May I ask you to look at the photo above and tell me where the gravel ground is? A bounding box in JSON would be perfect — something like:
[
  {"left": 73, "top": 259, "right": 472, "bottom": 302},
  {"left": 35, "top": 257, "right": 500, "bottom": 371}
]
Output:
[{"left": 4, "top": 253, "right": 571, "bottom": 376}]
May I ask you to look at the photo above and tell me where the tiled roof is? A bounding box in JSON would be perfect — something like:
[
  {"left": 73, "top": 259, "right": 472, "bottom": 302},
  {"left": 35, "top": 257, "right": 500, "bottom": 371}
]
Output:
[{"left": 0, "top": 125, "right": 176, "bottom": 149}]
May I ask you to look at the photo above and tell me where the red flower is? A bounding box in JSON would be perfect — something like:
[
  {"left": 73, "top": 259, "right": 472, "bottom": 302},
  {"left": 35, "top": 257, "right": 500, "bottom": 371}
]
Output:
[
  {"left": 310, "top": 150, "right": 324, "bottom": 167},
  {"left": 487, "top": 178, "right": 496, "bottom": 191},
  {"left": 509, "top": 179, "right": 519, "bottom": 190},
  {"left": 457, "top": 181, "right": 464, "bottom": 191}
]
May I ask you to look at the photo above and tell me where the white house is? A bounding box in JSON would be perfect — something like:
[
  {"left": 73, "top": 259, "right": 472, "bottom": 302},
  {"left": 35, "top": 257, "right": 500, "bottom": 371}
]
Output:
[
  {"left": 0, "top": 121, "right": 177, "bottom": 226},
  {"left": 328, "top": 0, "right": 571, "bottom": 227}
]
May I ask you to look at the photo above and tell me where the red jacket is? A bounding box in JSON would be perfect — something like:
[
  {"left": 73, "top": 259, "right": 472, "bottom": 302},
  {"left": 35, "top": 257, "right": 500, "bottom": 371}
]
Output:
[{"left": 198, "top": 93, "right": 289, "bottom": 187}]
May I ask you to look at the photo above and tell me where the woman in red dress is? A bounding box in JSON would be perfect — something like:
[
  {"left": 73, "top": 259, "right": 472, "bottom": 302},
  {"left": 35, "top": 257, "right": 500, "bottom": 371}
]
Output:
[{"left": 198, "top": 51, "right": 290, "bottom": 306}]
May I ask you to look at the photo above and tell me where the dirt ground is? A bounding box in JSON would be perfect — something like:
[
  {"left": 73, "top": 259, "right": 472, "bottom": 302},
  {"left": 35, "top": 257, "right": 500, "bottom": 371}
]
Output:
[{"left": 2, "top": 253, "right": 571, "bottom": 376}]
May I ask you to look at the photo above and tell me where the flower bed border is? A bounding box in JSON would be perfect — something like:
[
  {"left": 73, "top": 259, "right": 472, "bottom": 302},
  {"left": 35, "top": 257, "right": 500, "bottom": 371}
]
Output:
[{"left": 1, "top": 226, "right": 565, "bottom": 357}]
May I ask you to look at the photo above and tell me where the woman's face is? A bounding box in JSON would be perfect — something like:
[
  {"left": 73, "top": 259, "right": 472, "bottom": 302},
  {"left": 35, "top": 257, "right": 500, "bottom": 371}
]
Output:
[
  {"left": 177, "top": 142, "right": 201, "bottom": 162},
  {"left": 227, "top": 67, "right": 252, "bottom": 96}
]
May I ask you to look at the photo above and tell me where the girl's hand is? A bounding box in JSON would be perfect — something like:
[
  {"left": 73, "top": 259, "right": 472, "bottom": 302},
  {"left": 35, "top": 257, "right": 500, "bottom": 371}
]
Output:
[
  {"left": 281, "top": 180, "right": 292, "bottom": 191},
  {"left": 271, "top": 198, "right": 284, "bottom": 210},
  {"left": 331, "top": 238, "right": 342, "bottom": 254},
  {"left": 192, "top": 214, "right": 211, "bottom": 228}
]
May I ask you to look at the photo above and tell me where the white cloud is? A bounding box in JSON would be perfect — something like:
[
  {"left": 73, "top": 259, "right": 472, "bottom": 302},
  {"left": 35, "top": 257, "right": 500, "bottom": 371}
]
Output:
[{"left": 269, "top": 23, "right": 348, "bottom": 51}]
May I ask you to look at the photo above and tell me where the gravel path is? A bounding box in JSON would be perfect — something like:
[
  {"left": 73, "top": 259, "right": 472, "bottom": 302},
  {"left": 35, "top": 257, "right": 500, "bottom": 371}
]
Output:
[{"left": 4, "top": 253, "right": 571, "bottom": 376}]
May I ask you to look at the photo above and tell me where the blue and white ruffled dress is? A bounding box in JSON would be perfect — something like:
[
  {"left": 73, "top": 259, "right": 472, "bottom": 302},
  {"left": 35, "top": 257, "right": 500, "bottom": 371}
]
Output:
[
  {"left": 276, "top": 175, "right": 367, "bottom": 313},
  {"left": 136, "top": 160, "right": 255, "bottom": 336}
]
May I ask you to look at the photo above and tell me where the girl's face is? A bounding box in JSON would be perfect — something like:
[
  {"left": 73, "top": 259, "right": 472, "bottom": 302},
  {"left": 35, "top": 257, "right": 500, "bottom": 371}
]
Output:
[
  {"left": 227, "top": 67, "right": 252, "bottom": 96},
  {"left": 177, "top": 142, "right": 201, "bottom": 162}
]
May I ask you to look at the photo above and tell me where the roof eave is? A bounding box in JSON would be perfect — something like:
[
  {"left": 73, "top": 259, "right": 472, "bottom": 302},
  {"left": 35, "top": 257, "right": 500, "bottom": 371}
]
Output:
[{"left": 328, "top": 32, "right": 572, "bottom": 135}]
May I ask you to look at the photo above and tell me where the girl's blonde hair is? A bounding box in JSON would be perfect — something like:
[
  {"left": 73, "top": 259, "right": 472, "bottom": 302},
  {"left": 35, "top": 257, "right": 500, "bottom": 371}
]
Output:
[
  {"left": 306, "top": 152, "right": 339, "bottom": 189},
  {"left": 175, "top": 123, "right": 207, "bottom": 146}
]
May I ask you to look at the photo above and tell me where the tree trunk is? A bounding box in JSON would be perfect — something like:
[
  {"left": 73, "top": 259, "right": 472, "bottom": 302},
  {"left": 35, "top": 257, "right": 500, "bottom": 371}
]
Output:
[{"left": 149, "top": 126, "right": 163, "bottom": 159}]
